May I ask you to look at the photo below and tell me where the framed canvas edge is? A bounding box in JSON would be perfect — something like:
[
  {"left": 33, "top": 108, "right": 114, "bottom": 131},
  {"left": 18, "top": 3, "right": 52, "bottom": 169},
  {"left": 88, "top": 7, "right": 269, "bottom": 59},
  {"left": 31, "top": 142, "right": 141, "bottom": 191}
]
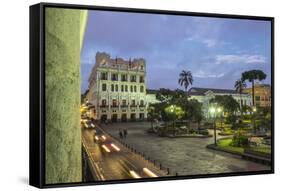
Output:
[{"left": 29, "top": 2, "right": 275, "bottom": 189}]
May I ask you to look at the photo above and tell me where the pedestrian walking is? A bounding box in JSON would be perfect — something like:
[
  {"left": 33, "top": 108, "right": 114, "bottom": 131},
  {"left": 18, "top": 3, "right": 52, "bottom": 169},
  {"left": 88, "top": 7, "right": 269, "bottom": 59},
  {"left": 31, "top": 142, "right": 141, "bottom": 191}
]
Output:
[
  {"left": 123, "top": 128, "right": 128, "bottom": 138},
  {"left": 119, "top": 128, "right": 123, "bottom": 139}
]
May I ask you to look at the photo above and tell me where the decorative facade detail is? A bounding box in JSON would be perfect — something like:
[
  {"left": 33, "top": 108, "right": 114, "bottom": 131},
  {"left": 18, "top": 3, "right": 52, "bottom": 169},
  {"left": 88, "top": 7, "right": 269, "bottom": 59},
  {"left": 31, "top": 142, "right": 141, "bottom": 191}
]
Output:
[{"left": 87, "top": 52, "right": 155, "bottom": 122}]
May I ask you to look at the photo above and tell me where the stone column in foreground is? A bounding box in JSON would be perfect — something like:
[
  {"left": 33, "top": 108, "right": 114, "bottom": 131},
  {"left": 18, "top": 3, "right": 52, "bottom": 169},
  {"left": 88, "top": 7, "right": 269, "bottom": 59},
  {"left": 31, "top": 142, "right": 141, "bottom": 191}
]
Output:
[{"left": 45, "top": 8, "right": 87, "bottom": 184}]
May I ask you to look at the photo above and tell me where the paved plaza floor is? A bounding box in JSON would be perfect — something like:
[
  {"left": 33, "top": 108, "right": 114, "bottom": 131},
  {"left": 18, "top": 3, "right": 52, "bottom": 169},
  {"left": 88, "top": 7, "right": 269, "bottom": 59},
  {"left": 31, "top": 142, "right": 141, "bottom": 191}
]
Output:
[{"left": 101, "top": 122, "right": 270, "bottom": 176}]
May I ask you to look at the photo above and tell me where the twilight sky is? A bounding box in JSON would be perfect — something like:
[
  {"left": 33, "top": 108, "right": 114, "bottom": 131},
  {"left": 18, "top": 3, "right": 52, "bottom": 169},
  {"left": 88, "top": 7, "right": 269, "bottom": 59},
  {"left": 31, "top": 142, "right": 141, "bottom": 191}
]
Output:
[{"left": 81, "top": 10, "right": 271, "bottom": 93}]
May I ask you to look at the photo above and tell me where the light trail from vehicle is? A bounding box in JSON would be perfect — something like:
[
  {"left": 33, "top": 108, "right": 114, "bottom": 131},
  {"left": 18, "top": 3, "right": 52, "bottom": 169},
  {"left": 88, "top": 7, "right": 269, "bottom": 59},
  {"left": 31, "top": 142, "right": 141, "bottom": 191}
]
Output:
[
  {"left": 111, "top": 143, "right": 120, "bottom": 151},
  {"left": 143, "top": 168, "right": 158, "bottom": 177},
  {"left": 129, "top": 170, "right": 141, "bottom": 179},
  {"left": 102, "top": 144, "right": 111, "bottom": 152}
]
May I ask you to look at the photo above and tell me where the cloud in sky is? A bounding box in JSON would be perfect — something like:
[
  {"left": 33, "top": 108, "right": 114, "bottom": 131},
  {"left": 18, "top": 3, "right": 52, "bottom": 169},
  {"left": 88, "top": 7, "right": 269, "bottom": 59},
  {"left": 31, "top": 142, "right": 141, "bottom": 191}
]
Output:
[
  {"left": 215, "top": 54, "right": 267, "bottom": 65},
  {"left": 193, "top": 69, "right": 225, "bottom": 78},
  {"left": 81, "top": 10, "right": 271, "bottom": 92}
]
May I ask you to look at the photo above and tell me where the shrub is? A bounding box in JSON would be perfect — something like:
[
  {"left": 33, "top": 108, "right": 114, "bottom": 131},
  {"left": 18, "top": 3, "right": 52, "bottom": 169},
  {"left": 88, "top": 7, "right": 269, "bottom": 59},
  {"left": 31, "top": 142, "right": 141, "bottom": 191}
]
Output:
[
  {"left": 231, "top": 132, "right": 249, "bottom": 147},
  {"left": 189, "top": 129, "right": 196, "bottom": 134}
]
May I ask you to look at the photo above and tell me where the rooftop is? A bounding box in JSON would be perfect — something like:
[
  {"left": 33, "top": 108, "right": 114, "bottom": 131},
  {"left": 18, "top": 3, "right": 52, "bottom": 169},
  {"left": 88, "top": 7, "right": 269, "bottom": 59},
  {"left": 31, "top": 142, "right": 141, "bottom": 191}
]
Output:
[{"left": 187, "top": 87, "right": 247, "bottom": 96}]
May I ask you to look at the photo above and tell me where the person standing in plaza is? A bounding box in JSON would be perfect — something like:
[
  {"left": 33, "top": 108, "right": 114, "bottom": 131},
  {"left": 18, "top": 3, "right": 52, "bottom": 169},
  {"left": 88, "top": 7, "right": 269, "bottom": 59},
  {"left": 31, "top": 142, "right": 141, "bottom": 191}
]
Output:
[
  {"left": 119, "top": 128, "right": 123, "bottom": 139},
  {"left": 123, "top": 128, "right": 128, "bottom": 139}
]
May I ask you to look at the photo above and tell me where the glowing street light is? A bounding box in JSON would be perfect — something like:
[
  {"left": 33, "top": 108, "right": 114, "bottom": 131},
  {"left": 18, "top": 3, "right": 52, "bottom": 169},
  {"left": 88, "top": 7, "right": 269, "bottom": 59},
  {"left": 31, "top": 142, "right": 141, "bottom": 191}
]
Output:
[
  {"left": 217, "top": 107, "right": 223, "bottom": 129},
  {"left": 210, "top": 107, "right": 216, "bottom": 115},
  {"left": 209, "top": 105, "right": 223, "bottom": 146},
  {"left": 252, "top": 106, "right": 257, "bottom": 134}
]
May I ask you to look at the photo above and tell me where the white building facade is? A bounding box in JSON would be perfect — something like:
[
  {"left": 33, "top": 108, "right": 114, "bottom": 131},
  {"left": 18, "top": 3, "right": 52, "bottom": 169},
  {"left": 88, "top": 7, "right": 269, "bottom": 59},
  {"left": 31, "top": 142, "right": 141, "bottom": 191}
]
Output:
[
  {"left": 187, "top": 87, "right": 252, "bottom": 118},
  {"left": 87, "top": 52, "right": 153, "bottom": 122}
]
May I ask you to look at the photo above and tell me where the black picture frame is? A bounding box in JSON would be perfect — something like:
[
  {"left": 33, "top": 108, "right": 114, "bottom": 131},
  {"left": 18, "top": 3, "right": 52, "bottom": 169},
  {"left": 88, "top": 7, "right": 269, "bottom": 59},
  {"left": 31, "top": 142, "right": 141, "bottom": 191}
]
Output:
[{"left": 30, "top": 2, "right": 274, "bottom": 188}]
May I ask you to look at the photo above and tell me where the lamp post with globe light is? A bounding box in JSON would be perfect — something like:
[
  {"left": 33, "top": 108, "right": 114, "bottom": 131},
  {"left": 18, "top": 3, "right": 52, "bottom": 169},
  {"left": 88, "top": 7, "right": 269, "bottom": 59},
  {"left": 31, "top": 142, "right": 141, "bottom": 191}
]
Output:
[
  {"left": 217, "top": 107, "right": 223, "bottom": 129},
  {"left": 252, "top": 106, "right": 257, "bottom": 134},
  {"left": 209, "top": 106, "right": 223, "bottom": 146}
]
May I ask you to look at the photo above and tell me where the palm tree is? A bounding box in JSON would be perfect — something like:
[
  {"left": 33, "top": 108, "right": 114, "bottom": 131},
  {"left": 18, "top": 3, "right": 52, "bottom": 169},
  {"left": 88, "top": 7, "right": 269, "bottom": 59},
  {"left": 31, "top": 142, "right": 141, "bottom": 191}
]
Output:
[
  {"left": 178, "top": 70, "right": 193, "bottom": 93},
  {"left": 234, "top": 79, "right": 246, "bottom": 114},
  {"left": 178, "top": 70, "right": 193, "bottom": 130},
  {"left": 241, "top": 70, "right": 266, "bottom": 106}
]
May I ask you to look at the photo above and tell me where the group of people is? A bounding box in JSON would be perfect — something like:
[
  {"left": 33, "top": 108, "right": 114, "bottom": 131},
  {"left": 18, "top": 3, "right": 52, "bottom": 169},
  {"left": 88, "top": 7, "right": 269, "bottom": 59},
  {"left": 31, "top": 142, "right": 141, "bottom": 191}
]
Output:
[{"left": 119, "top": 128, "right": 128, "bottom": 139}]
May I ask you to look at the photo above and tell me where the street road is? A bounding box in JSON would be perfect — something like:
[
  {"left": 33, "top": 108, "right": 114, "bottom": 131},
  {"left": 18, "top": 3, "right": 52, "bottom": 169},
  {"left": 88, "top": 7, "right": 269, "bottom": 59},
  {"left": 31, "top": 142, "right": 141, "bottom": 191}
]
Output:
[{"left": 82, "top": 125, "right": 167, "bottom": 181}]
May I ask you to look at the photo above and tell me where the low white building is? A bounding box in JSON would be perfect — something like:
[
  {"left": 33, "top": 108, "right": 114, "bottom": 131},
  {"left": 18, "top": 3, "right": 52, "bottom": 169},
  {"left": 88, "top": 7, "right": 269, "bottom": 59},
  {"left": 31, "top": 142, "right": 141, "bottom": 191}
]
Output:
[{"left": 187, "top": 87, "right": 252, "bottom": 118}]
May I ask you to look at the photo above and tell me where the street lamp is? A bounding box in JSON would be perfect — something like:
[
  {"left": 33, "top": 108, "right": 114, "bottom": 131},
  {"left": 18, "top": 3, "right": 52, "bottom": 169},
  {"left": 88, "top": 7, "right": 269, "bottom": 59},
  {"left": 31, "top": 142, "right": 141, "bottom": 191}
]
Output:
[
  {"left": 209, "top": 106, "right": 222, "bottom": 146},
  {"left": 169, "top": 105, "right": 176, "bottom": 133},
  {"left": 252, "top": 106, "right": 257, "bottom": 134},
  {"left": 217, "top": 107, "right": 223, "bottom": 129}
]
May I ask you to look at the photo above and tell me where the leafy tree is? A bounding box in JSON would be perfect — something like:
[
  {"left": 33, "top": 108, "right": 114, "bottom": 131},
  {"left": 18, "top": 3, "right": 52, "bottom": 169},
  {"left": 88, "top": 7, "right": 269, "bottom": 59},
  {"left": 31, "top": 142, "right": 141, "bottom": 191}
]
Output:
[
  {"left": 241, "top": 70, "right": 266, "bottom": 106},
  {"left": 147, "top": 105, "right": 159, "bottom": 129},
  {"left": 156, "top": 88, "right": 174, "bottom": 103},
  {"left": 164, "top": 105, "right": 185, "bottom": 135},
  {"left": 210, "top": 95, "right": 240, "bottom": 128},
  {"left": 186, "top": 99, "right": 204, "bottom": 130},
  {"left": 210, "top": 95, "right": 240, "bottom": 115}
]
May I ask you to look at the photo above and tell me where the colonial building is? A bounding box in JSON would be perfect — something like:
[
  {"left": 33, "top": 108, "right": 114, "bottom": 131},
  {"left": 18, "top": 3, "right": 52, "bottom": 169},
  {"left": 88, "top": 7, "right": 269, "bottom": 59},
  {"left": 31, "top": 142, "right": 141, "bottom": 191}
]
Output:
[
  {"left": 187, "top": 87, "right": 252, "bottom": 118},
  {"left": 87, "top": 52, "right": 152, "bottom": 122},
  {"left": 243, "top": 84, "right": 271, "bottom": 107}
]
